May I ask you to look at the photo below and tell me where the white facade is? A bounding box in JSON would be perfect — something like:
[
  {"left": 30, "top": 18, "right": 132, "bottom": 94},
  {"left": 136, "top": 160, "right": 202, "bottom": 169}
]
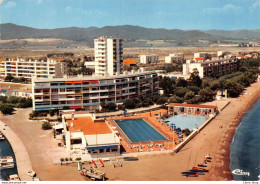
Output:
[
  {"left": 140, "top": 55, "right": 159, "bottom": 64},
  {"left": 84, "top": 61, "right": 95, "bottom": 69},
  {"left": 0, "top": 58, "right": 67, "bottom": 80},
  {"left": 94, "top": 36, "right": 123, "bottom": 76},
  {"left": 165, "top": 53, "right": 184, "bottom": 63},
  {"left": 183, "top": 58, "right": 238, "bottom": 78}
]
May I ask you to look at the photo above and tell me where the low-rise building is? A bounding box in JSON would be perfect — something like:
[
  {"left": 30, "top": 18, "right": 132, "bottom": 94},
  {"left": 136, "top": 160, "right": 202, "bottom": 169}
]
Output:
[
  {"left": 32, "top": 71, "right": 159, "bottom": 111},
  {"left": 165, "top": 53, "right": 184, "bottom": 63},
  {"left": 139, "top": 54, "right": 159, "bottom": 64},
  {"left": 62, "top": 111, "right": 120, "bottom": 156},
  {"left": 0, "top": 58, "right": 67, "bottom": 81}
]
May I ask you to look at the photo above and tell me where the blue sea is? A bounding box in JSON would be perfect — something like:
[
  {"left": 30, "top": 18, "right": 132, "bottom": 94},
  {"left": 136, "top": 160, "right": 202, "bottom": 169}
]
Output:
[
  {"left": 0, "top": 139, "right": 18, "bottom": 181},
  {"left": 230, "top": 98, "right": 260, "bottom": 181}
]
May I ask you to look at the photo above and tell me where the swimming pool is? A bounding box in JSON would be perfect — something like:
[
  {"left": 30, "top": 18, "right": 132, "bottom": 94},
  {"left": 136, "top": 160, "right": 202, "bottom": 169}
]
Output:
[
  {"left": 114, "top": 119, "right": 169, "bottom": 143},
  {"left": 166, "top": 115, "right": 208, "bottom": 130}
]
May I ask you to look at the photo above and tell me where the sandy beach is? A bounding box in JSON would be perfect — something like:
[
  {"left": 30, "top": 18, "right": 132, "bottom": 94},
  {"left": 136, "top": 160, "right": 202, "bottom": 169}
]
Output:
[
  {"left": 0, "top": 79, "right": 259, "bottom": 181},
  {"left": 96, "top": 80, "right": 260, "bottom": 181}
]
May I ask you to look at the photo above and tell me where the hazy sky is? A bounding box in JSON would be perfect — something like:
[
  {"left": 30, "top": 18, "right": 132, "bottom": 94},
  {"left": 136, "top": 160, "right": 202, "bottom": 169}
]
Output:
[{"left": 0, "top": 0, "right": 260, "bottom": 30}]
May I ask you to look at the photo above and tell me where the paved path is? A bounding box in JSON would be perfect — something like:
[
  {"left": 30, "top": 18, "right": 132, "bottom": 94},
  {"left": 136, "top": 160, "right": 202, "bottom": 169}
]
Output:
[{"left": 0, "top": 120, "right": 32, "bottom": 181}]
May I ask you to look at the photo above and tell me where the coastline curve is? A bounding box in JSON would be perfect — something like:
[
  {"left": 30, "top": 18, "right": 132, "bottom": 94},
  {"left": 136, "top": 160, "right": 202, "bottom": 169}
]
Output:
[{"left": 0, "top": 120, "right": 33, "bottom": 181}]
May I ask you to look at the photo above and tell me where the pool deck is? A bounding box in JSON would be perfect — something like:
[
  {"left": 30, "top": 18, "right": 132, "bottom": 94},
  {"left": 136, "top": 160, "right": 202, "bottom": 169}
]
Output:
[{"left": 107, "top": 109, "right": 182, "bottom": 153}]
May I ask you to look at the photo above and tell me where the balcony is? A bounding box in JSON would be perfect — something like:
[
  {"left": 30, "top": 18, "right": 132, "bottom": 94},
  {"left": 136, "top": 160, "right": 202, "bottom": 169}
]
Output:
[
  {"left": 59, "top": 91, "right": 75, "bottom": 94},
  {"left": 34, "top": 92, "right": 43, "bottom": 95},
  {"left": 35, "top": 99, "right": 44, "bottom": 102}
]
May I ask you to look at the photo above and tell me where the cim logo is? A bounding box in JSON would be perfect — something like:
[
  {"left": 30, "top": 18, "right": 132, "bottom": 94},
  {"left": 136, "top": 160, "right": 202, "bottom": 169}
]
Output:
[{"left": 232, "top": 169, "right": 250, "bottom": 176}]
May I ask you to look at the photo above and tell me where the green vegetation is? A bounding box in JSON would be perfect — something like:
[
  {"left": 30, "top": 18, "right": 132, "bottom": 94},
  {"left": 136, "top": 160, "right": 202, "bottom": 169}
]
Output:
[
  {"left": 4, "top": 75, "right": 28, "bottom": 83},
  {"left": 121, "top": 58, "right": 259, "bottom": 108},
  {"left": 101, "top": 102, "right": 117, "bottom": 112},
  {"left": 0, "top": 96, "right": 32, "bottom": 110},
  {"left": 42, "top": 121, "right": 52, "bottom": 130},
  {"left": 0, "top": 104, "right": 15, "bottom": 115}
]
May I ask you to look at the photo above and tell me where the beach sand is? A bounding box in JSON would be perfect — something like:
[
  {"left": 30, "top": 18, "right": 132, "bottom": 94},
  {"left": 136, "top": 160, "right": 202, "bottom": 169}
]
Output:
[
  {"left": 96, "top": 81, "right": 260, "bottom": 181},
  {"left": 0, "top": 80, "right": 259, "bottom": 181}
]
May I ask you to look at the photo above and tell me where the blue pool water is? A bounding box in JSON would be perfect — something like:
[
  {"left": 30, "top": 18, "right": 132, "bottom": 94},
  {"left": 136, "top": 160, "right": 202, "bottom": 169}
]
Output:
[
  {"left": 230, "top": 99, "right": 260, "bottom": 181},
  {"left": 115, "top": 119, "right": 168, "bottom": 143},
  {"left": 166, "top": 114, "right": 208, "bottom": 130}
]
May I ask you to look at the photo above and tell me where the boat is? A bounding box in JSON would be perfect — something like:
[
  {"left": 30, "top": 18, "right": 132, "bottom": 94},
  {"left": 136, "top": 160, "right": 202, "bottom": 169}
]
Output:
[
  {"left": 81, "top": 167, "right": 106, "bottom": 180},
  {"left": 188, "top": 170, "right": 205, "bottom": 175},
  {"left": 205, "top": 156, "right": 212, "bottom": 159},
  {"left": 192, "top": 167, "right": 209, "bottom": 172},
  {"left": 0, "top": 156, "right": 14, "bottom": 169},
  {"left": 33, "top": 177, "right": 40, "bottom": 181},
  {"left": 0, "top": 134, "right": 5, "bottom": 140},
  {"left": 181, "top": 172, "right": 198, "bottom": 177},
  {"left": 27, "top": 170, "right": 36, "bottom": 177},
  {"left": 7, "top": 174, "right": 20, "bottom": 181},
  {"left": 197, "top": 164, "right": 207, "bottom": 167}
]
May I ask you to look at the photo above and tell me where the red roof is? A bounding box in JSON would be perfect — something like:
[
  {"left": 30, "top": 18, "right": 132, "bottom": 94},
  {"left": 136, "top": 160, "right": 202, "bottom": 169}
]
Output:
[
  {"left": 67, "top": 116, "right": 111, "bottom": 135},
  {"left": 195, "top": 57, "right": 204, "bottom": 60},
  {"left": 168, "top": 103, "right": 217, "bottom": 109},
  {"left": 236, "top": 55, "right": 244, "bottom": 58},
  {"left": 123, "top": 59, "right": 136, "bottom": 65}
]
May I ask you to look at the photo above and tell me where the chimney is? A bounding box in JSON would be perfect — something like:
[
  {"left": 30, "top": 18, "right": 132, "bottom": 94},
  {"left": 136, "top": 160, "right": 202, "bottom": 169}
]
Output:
[{"left": 71, "top": 113, "right": 74, "bottom": 120}]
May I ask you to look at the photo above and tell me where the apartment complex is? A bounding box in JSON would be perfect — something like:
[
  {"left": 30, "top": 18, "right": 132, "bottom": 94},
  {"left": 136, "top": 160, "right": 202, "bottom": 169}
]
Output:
[
  {"left": 139, "top": 54, "right": 159, "bottom": 64},
  {"left": 183, "top": 58, "right": 238, "bottom": 78},
  {"left": 165, "top": 53, "right": 185, "bottom": 63},
  {"left": 94, "top": 36, "right": 123, "bottom": 76},
  {"left": 32, "top": 71, "right": 159, "bottom": 111},
  {"left": 0, "top": 58, "right": 67, "bottom": 80}
]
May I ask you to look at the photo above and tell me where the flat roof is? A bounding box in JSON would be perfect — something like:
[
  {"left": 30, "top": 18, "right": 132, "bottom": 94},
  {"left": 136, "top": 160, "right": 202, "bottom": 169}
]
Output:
[
  {"left": 67, "top": 117, "right": 112, "bottom": 135},
  {"left": 32, "top": 71, "right": 157, "bottom": 82},
  {"left": 85, "top": 134, "right": 119, "bottom": 146},
  {"left": 168, "top": 103, "right": 217, "bottom": 109}
]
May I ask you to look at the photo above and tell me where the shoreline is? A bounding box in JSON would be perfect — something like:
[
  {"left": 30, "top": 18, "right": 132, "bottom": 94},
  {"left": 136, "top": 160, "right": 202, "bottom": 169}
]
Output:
[
  {"left": 0, "top": 80, "right": 259, "bottom": 181},
  {"left": 216, "top": 83, "right": 260, "bottom": 180},
  {"left": 0, "top": 120, "right": 33, "bottom": 181}
]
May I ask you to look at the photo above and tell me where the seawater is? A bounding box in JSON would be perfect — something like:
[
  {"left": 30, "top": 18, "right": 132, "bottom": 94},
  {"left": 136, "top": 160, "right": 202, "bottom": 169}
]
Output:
[
  {"left": 0, "top": 139, "right": 18, "bottom": 181},
  {"left": 230, "top": 98, "right": 260, "bottom": 181}
]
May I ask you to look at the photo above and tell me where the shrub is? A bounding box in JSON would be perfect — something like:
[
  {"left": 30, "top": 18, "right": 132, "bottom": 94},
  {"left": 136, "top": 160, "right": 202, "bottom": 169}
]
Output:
[
  {"left": 0, "top": 104, "right": 14, "bottom": 115},
  {"left": 42, "top": 122, "right": 52, "bottom": 130},
  {"left": 156, "top": 97, "right": 168, "bottom": 105},
  {"left": 123, "top": 99, "right": 136, "bottom": 109}
]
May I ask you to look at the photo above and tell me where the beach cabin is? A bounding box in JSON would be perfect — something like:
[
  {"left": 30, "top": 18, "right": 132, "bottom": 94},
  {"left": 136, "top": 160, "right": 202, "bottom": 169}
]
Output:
[
  {"left": 62, "top": 111, "right": 120, "bottom": 158},
  {"left": 167, "top": 103, "right": 217, "bottom": 115}
]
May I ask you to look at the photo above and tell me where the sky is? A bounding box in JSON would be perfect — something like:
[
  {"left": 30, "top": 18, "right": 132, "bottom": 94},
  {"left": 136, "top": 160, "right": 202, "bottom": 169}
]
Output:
[{"left": 0, "top": 0, "right": 260, "bottom": 30}]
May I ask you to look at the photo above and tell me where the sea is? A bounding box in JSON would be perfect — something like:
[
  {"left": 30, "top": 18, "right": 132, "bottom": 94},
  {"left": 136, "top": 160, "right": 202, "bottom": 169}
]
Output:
[
  {"left": 230, "top": 98, "right": 260, "bottom": 181},
  {"left": 0, "top": 138, "right": 18, "bottom": 181}
]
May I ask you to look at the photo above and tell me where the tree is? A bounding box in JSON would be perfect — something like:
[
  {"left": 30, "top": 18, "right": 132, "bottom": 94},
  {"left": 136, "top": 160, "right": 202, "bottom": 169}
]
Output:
[
  {"left": 42, "top": 122, "right": 52, "bottom": 130},
  {"left": 168, "top": 96, "right": 184, "bottom": 103},
  {"left": 159, "top": 76, "right": 176, "bottom": 95},
  {"left": 184, "top": 91, "right": 195, "bottom": 101},
  {"left": 188, "top": 69, "right": 202, "bottom": 87},
  {"left": 198, "top": 87, "right": 216, "bottom": 102},
  {"left": 107, "top": 102, "right": 117, "bottom": 111},
  {"left": 4, "top": 74, "right": 14, "bottom": 82},
  {"left": 0, "top": 104, "right": 14, "bottom": 115},
  {"left": 176, "top": 78, "right": 187, "bottom": 87},
  {"left": 156, "top": 97, "right": 168, "bottom": 105},
  {"left": 123, "top": 99, "right": 136, "bottom": 109},
  {"left": 225, "top": 81, "right": 244, "bottom": 97}
]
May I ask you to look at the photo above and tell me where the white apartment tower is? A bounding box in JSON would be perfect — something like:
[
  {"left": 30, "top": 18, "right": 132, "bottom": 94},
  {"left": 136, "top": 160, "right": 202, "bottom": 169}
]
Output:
[{"left": 94, "top": 36, "right": 123, "bottom": 76}]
